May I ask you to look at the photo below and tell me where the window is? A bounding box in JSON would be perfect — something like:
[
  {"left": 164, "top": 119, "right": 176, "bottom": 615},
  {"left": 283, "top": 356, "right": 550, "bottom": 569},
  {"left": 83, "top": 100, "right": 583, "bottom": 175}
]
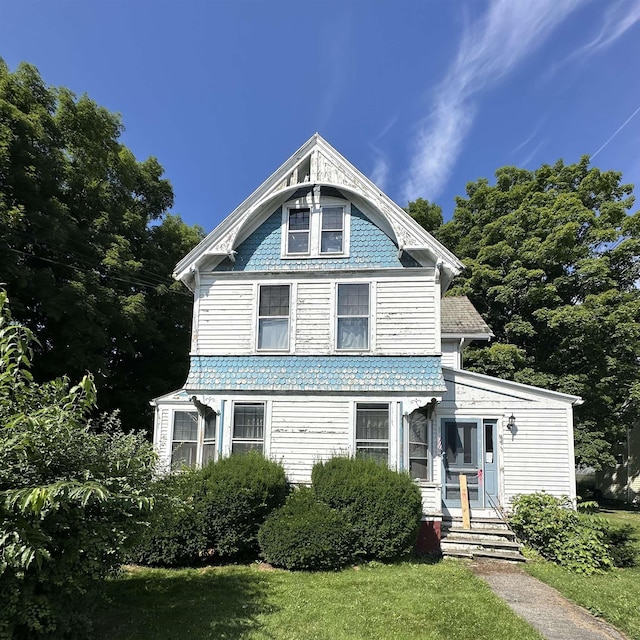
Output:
[
  {"left": 356, "top": 403, "right": 389, "bottom": 463},
  {"left": 408, "top": 408, "right": 429, "bottom": 480},
  {"left": 282, "top": 198, "right": 349, "bottom": 258},
  {"left": 287, "top": 208, "right": 310, "bottom": 254},
  {"left": 258, "top": 285, "right": 290, "bottom": 350},
  {"left": 337, "top": 283, "right": 369, "bottom": 350},
  {"left": 171, "top": 409, "right": 216, "bottom": 470},
  {"left": 320, "top": 206, "right": 344, "bottom": 254},
  {"left": 232, "top": 402, "right": 265, "bottom": 454}
]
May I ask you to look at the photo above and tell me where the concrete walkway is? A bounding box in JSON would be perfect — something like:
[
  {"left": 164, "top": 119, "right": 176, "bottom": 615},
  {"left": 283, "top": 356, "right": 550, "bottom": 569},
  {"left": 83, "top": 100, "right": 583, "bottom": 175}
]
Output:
[{"left": 470, "top": 559, "right": 629, "bottom": 640}]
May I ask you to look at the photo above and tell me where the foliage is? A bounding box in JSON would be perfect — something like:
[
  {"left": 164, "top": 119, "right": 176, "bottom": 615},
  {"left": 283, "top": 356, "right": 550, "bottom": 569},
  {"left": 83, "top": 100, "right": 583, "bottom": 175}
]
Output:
[
  {"left": 94, "top": 562, "right": 542, "bottom": 640},
  {"left": 406, "top": 197, "right": 443, "bottom": 234},
  {"left": 0, "top": 59, "right": 204, "bottom": 431},
  {"left": 311, "top": 457, "right": 422, "bottom": 561},
  {"left": 0, "top": 292, "right": 155, "bottom": 639},
  {"left": 412, "top": 157, "right": 640, "bottom": 467},
  {"left": 198, "top": 452, "right": 289, "bottom": 561},
  {"left": 258, "top": 487, "right": 354, "bottom": 571},
  {"left": 131, "top": 453, "right": 288, "bottom": 568},
  {"left": 526, "top": 507, "right": 640, "bottom": 640},
  {"left": 509, "top": 493, "right": 615, "bottom": 574},
  {"left": 128, "top": 471, "right": 207, "bottom": 568}
]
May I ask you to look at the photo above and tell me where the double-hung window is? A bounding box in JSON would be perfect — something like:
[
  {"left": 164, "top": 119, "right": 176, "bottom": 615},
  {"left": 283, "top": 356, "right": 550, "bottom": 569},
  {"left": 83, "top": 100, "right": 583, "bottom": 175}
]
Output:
[
  {"left": 232, "top": 402, "right": 265, "bottom": 454},
  {"left": 337, "top": 283, "right": 369, "bottom": 350},
  {"left": 355, "top": 403, "right": 389, "bottom": 464},
  {"left": 258, "top": 284, "right": 290, "bottom": 350},
  {"left": 287, "top": 208, "right": 310, "bottom": 255},
  {"left": 320, "top": 206, "right": 344, "bottom": 254},
  {"left": 283, "top": 198, "right": 348, "bottom": 257},
  {"left": 171, "top": 410, "right": 216, "bottom": 470}
]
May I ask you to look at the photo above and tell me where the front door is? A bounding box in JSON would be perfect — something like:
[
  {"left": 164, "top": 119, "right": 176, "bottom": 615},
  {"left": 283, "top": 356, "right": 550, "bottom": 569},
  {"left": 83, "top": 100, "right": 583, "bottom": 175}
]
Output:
[{"left": 442, "top": 419, "right": 498, "bottom": 510}]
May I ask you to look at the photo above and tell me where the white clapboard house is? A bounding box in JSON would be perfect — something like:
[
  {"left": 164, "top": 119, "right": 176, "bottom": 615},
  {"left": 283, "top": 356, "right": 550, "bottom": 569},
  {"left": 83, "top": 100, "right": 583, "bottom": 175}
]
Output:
[{"left": 151, "top": 134, "right": 581, "bottom": 551}]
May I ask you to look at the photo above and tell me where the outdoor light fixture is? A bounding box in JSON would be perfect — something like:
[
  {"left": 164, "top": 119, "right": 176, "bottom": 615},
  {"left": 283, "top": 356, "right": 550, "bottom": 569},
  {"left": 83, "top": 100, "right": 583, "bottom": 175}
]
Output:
[{"left": 507, "top": 414, "right": 516, "bottom": 432}]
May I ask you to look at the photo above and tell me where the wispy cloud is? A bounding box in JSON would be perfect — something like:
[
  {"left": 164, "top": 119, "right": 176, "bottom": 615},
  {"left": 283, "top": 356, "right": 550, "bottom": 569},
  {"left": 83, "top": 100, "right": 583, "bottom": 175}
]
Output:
[
  {"left": 573, "top": 1, "right": 640, "bottom": 57},
  {"left": 316, "top": 19, "right": 353, "bottom": 129},
  {"left": 541, "top": 2, "right": 640, "bottom": 83},
  {"left": 402, "top": 0, "right": 582, "bottom": 202},
  {"left": 518, "top": 139, "right": 546, "bottom": 168},
  {"left": 369, "top": 147, "right": 389, "bottom": 191}
]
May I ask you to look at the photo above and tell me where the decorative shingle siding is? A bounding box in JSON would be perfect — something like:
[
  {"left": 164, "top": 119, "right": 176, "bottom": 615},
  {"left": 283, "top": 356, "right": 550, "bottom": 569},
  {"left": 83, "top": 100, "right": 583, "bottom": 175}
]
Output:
[
  {"left": 213, "top": 206, "right": 420, "bottom": 272},
  {"left": 185, "top": 355, "right": 446, "bottom": 393}
]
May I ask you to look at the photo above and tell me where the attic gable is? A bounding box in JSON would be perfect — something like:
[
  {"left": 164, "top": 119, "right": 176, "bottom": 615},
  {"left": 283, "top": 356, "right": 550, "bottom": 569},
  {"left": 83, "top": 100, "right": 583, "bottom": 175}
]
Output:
[{"left": 174, "top": 134, "right": 463, "bottom": 286}]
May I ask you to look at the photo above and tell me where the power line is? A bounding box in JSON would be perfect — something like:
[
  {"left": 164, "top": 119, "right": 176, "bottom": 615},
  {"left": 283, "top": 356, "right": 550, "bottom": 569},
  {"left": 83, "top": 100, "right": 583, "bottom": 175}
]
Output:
[{"left": 6, "top": 247, "right": 191, "bottom": 297}]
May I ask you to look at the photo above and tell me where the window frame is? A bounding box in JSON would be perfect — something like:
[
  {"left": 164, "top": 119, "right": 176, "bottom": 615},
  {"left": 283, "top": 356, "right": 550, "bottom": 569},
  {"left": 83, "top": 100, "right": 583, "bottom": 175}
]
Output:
[
  {"left": 354, "top": 402, "right": 390, "bottom": 464},
  {"left": 231, "top": 401, "right": 266, "bottom": 454},
  {"left": 281, "top": 195, "right": 350, "bottom": 258},
  {"left": 407, "top": 407, "right": 430, "bottom": 481},
  {"left": 320, "top": 205, "right": 345, "bottom": 255},
  {"left": 170, "top": 408, "right": 217, "bottom": 470},
  {"left": 256, "top": 283, "right": 291, "bottom": 352},
  {"left": 335, "top": 281, "right": 371, "bottom": 352},
  {"left": 285, "top": 207, "right": 311, "bottom": 256}
]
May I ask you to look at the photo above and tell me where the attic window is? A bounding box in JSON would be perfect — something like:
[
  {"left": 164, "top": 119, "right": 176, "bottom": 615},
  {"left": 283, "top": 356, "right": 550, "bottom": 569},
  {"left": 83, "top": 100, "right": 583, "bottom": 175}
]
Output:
[
  {"left": 282, "top": 194, "right": 350, "bottom": 258},
  {"left": 287, "top": 209, "right": 310, "bottom": 254}
]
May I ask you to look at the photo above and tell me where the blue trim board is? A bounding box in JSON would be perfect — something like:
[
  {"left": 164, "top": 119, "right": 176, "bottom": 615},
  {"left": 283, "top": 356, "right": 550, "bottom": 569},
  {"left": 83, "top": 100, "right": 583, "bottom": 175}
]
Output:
[{"left": 185, "top": 355, "right": 446, "bottom": 393}]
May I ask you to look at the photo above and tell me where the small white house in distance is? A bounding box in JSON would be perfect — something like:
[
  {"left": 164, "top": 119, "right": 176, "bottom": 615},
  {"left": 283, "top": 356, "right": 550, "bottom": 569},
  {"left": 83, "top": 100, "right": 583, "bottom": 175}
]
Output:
[{"left": 151, "top": 134, "right": 582, "bottom": 552}]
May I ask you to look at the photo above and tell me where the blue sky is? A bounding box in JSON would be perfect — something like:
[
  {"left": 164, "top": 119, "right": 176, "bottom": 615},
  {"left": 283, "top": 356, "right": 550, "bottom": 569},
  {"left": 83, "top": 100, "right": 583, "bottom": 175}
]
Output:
[{"left": 3, "top": 0, "right": 640, "bottom": 231}]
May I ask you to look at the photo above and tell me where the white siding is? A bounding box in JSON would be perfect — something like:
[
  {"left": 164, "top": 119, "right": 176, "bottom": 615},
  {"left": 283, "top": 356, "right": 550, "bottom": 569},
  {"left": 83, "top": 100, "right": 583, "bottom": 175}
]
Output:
[
  {"left": 375, "top": 279, "right": 437, "bottom": 354},
  {"left": 441, "top": 340, "right": 461, "bottom": 368},
  {"left": 501, "top": 408, "right": 574, "bottom": 506},
  {"left": 295, "top": 282, "right": 332, "bottom": 353},
  {"left": 270, "top": 398, "right": 351, "bottom": 484},
  {"left": 418, "top": 484, "right": 441, "bottom": 513},
  {"left": 197, "top": 279, "right": 254, "bottom": 353},
  {"left": 437, "top": 369, "right": 578, "bottom": 510}
]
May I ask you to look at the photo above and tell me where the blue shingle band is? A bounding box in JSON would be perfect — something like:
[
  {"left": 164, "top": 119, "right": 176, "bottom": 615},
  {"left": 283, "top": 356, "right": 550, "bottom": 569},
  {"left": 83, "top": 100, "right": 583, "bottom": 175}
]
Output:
[{"left": 185, "top": 355, "right": 445, "bottom": 393}]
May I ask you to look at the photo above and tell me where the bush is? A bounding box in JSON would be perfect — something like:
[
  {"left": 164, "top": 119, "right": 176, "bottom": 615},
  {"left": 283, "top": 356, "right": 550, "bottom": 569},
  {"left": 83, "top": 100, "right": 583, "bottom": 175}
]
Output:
[
  {"left": 198, "top": 452, "right": 289, "bottom": 561},
  {"left": 589, "top": 517, "right": 637, "bottom": 568},
  {"left": 258, "top": 487, "right": 354, "bottom": 570},
  {"left": 0, "top": 289, "right": 155, "bottom": 639},
  {"left": 509, "top": 493, "right": 613, "bottom": 573},
  {"left": 129, "top": 470, "right": 207, "bottom": 567},
  {"left": 312, "top": 457, "right": 422, "bottom": 561}
]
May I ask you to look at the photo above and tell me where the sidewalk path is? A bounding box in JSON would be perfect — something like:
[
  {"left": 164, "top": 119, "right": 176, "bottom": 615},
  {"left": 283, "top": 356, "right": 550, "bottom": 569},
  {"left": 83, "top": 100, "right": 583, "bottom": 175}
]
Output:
[{"left": 470, "top": 559, "right": 629, "bottom": 640}]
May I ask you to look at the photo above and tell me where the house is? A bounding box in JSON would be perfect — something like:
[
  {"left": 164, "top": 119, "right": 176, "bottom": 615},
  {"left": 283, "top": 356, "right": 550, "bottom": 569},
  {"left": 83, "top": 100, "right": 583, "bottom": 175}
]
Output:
[{"left": 151, "top": 134, "right": 582, "bottom": 550}]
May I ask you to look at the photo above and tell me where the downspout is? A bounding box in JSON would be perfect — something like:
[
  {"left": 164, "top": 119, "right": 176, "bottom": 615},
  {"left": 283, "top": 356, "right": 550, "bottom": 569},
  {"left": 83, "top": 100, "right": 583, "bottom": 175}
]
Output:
[
  {"left": 218, "top": 400, "right": 225, "bottom": 458},
  {"left": 399, "top": 401, "right": 404, "bottom": 472}
]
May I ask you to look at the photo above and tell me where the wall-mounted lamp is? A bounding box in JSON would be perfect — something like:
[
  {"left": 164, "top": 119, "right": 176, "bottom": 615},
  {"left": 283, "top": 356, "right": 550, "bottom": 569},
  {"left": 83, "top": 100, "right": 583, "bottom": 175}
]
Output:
[{"left": 507, "top": 414, "right": 516, "bottom": 432}]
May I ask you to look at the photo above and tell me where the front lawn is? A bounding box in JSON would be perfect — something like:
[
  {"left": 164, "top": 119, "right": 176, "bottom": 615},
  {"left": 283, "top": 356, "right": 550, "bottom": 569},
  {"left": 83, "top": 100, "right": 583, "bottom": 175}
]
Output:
[
  {"left": 95, "top": 561, "right": 542, "bottom": 640},
  {"left": 525, "top": 506, "right": 640, "bottom": 640}
]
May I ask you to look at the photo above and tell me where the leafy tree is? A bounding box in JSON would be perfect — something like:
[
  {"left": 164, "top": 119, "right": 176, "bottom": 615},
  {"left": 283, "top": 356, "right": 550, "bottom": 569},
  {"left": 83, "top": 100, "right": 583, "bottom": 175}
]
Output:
[
  {"left": 0, "top": 291, "right": 155, "bottom": 639},
  {"left": 405, "top": 197, "right": 443, "bottom": 234},
  {"left": 0, "top": 59, "right": 203, "bottom": 430},
  {"left": 421, "top": 158, "right": 640, "bottom": 468}
]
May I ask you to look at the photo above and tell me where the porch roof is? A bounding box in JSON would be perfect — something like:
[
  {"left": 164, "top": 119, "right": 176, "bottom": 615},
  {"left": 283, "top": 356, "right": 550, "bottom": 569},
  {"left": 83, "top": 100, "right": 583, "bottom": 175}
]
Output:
[{"left": 185, "top": 355, "right": 446, "bottom": 393}]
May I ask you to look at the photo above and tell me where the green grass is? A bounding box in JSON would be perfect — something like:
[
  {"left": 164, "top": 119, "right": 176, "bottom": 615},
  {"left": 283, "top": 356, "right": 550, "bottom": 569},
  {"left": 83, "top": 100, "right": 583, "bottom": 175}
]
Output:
[
  {"left": 525, "top": 506, "right": 640, "bottom": 640},
  {"left": 94, "top": 560, "right": 543, "bottom": 640}
]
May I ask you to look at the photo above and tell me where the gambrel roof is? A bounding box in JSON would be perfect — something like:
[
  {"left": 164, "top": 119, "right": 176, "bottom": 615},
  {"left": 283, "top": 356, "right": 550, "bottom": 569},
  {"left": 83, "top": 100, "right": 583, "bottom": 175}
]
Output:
[{"left": 174, "top": 134, "right": 463, "bottom": 288}]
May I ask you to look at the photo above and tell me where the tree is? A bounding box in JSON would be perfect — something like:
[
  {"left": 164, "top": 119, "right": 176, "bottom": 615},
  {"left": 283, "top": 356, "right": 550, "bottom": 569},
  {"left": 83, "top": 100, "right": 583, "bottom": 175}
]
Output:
[
  {"left": 0, "top": 60, "right": 203, "bottom": 430},
  {"left": 415, "top": 158, "right": 640, "bottom": 468},
  {"left": 0, "top": 291, "right": 155, "bottom": 639},
  {"left": 405, "top": 197, "right": 443, "bottom": 234}
]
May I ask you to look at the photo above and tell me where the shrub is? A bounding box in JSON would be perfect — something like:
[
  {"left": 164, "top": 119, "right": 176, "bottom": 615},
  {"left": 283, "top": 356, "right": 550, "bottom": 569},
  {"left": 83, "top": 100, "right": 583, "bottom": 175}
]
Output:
[
  {"left": 311, "top": 457, "right": 423, "bottom": 561},
  {"left": 198, "top": 452, "right": 289, "bottom": 560},
  {"left": 258, "top": 487, "right": 354, "bottom": 570},
  {"left": 509, "top": 493, "right": 614, "bottom": 573},
  {"left": 129, "top": 470, "right": 207, "bottom": 567},
  {"left": 0, "top": 289, "right": 155, "bottom": 639}
]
